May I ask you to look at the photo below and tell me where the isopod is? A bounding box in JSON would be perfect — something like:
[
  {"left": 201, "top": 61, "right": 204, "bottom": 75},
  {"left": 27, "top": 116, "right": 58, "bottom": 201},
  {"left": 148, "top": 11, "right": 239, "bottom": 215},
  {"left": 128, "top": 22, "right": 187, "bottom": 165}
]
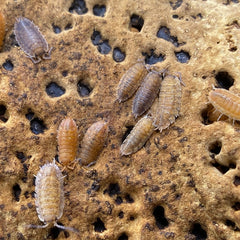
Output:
[
  {"left": 132, "top": 71, "right": 162, "bottom": 118},
  {"left": 152, "top": 74, "right": 183, "bottom": 132},
  {"left": 28, "top": 160, "right": 78, "bottom": 233},
  {"left": 57, "top": 118, "right": 78, "bottom": 170},
  {"left": 208, "top": 87, "right": 240, "bottom": 123},
  {"left": 117, "top": 62, "right": 148, "bottom": 102},
  {"left": 0, "top": 12, "right": 5, "bottom": 50},
  {"left": 14, "top": 17, "right": 52, "bottom": 64},
  {"left": 79, "top": 121, "right": 108, "bottom": 166},
  {"left": 120, "top": 115, "right": 155, "bottom": 156}
]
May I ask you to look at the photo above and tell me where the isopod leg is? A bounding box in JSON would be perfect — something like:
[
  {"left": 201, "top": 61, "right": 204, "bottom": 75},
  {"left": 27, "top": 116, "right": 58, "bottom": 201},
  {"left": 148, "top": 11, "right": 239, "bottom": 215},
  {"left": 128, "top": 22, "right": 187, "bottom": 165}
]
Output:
[
  {"left": 217, "top": 113, "right": 223, "bottom": 121},
  {"left": 67, "top": 161, "right": 77, "bottom": 171},
  {"left": 29, "top": 55, "right": 41, "bottom": 64},
  {"left": 54, "top": 222, "right": 79, "bottom": 234},
  {"left": 43, "top": 47, "right": 53, "bottom": 60},
  {"left": 25, "top": 223, "right": 48, "bottom": 229}
]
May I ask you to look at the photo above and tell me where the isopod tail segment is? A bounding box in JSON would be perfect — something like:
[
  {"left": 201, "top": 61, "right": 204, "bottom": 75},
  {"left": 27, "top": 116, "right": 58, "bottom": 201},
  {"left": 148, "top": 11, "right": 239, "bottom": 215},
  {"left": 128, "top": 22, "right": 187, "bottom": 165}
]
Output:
[{"left": 25, "top": 222, "right": 79, "bottom": 234}]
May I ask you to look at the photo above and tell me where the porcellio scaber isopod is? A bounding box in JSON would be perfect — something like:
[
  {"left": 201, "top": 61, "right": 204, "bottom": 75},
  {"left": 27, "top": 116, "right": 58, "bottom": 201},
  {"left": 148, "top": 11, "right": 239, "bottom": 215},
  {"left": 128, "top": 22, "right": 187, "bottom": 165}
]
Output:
[
  {"left": 152, "top": 74, "right": 183, "bottom": 132},
  {"left": 57, "top": 118, "right": 78, "bottom": 170},
  {"left": 132, "top": 71, "right": 162, "bottom": 118},
  {"left": 208, "top": 87, "right": 240, "bottom": 123},
  {"left": 14, "top": 17, "right": 52, "bottom": 64},
  {"left": 120, "top": 115, "right": 155, "bottom": 156},
  {"left": 29, "top": 160, "right": 78, "bottom": 233},
  {"left": 79, "top": 120, "right": 108, "bottom": 166},
  {"left": 117, "top": 62, "right": 148, "bottom": 102}
]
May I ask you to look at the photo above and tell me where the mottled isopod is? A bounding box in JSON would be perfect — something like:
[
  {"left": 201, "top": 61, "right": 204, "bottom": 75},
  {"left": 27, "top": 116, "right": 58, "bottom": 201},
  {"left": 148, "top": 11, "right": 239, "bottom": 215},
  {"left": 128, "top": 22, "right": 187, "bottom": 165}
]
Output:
[
  {"left": 79, "top": 121, "right": 108, "bottom": 166},
  {"left": 14, "top": 17, "right": 52, "bottom": 64},
  {"left": 152, "top": 74, "right": 183, "bottom": 132},
  {"left": 120, "top": 115, "right": 155, "bottom": 156},
  {"left": 57, "top": 118, "right": 78, "bottom": 170},
  {"left": 132, "top": 71, "right": 162, "bottom": 118},
  {"left": 117, "top": 62, "right": 148, "bottom": 102},
  {"left": 29, "top": 160, "right": 78, "bottom": 233},
  {"left": 0, "top": 12, "right": 5, "bottom": 50},
  {"left": 208, "top": 87, "right": 240, "bottom": 123}
]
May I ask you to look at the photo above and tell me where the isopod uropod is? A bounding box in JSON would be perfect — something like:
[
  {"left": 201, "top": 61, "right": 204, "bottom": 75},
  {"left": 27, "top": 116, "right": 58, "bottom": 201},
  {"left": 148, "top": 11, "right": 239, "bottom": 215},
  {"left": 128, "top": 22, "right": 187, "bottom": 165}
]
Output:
[
  {"left": 132, "top": 71, "right": 162, "bottom": 118},
  {"left": 57, "top": 118, "right": 78, "bottom": 170},
  {"left": 14, "top": 17, "right": 52, "bottom": 64},
  {"left": 152, "top": 74, "right": 183, "bottom": 132},
  {"left": 29, "top": 160, "right": 78, "bottom": 233},
  {"left": 117, "top": 62, "right": 148, "bottom": 103},
  {"left": 120, "top": 115, "right": 155, "bottom": 156},
  {"left": 79, "top": 121, "right": 108, "bottom": 166},
  {"left": 208, "top": 87, "right": 240, "bottom": 122}
]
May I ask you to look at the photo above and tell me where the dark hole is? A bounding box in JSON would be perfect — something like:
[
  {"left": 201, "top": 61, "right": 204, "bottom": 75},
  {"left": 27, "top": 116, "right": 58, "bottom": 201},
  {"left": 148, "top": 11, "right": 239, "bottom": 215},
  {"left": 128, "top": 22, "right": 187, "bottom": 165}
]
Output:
[
  {"left": 25, "top": 110, "right": 34, "bottom": 121},
  {"left": 234, "top": 176, "right": 240, "bottom": 186},
  {"left": 93, "top": 218, "right": 106, "bottom": 232},
  {"left": 229, "top": 46, "right": 237, "bottom": 52},
  {"left": 93, "top": 5, "right": 106, "bottom": 17},
  {"left": 208, "top": 141, "right": 222, "bottom": 154},
  {"left": 215, "top": 71, "right": 234, "bottom": 89},
  {"left": 113, "top": 47, "right": 126, "bottom": 62},
  {"left": 77, "top": 80, "right": 92, "bottom": 97},
  {"left": 62, "top": 70, "right": 68, "bottom": 77},
  {"left": 52, "top": 25, "right": 61, "bottom": 34},
  {"left": 30, "top": 118, "right": 47, "bottom": 135},
  {"left": 142, "top": 49, "right": 165, "bottom": 65},
  {"left": 118, "top": 211, "right": 124, "bottom": 218},
  {"left": 118, "top": 233, "right": 128, "bottom": 240},
  {"left": 0, "top": 104, "right": 8, "bottom": 122},
  {"left": 125, "top": 194, "right": 134, "bottom": 203},
  {"left": 105, "top": 183, "right": 121, "bottom": 196},
  {"left": 175, "top": 50, "right": 190, "bottom": 63},
  {"left": 190, "top": 223, "right": 207, "bottom": 240},
  {"left": 122, "top": 126, "right": 134, "bottom": 143},
  {"left": 2, "top": 60, "right": 14, "bottom": 71},
  {"left": 201, "top": 107, "right": 212, "bottom": 125},
  {"left": 157, "top": 26, "right": 178, "bottom": 46},
  {"left": 225, "top": 219, "right": 240, "bottom": 231},
  {"left": 97, "top": 40, "right": 111, "bottom": 54},
  {"left": 153, "top": 206, "right": 169, "bottom": 229},
  {"left": 46, "top": 82, "right": 65, "bottom": 98},
  {"left": 16, "top": 152, "right": 27, "bottom": 163},
  {"left": 232, "top": 202, "right": 240, "bottom": 210},
  {"left": 211, "top": 161, "right": 235, "bottom": 174},
  {"left": 129, "top": 216, "right": 135, "bottom": 221},
  {"left": 172, "top": 14, "right": 179, "bottom": 19},
  {"left": 69, "top": 0, "right": 88, "bottom": 15},
  {"left": 169, "top": 0, "right": 183, "bottom": 10},
  {"left": 115, "top": 196, "right": 123, "bottom": 205},
  {"left": 13, "top": 184, "right": 21, "bottom": 202},
  {"left": 65, "top": 23, "right": 73, "bottom": 30},
  {"left": 130, "top": 14, "right": 144, "bottom": 32},
  {"left": 91, "top": 30, "right": 102, "bottom": 46}
]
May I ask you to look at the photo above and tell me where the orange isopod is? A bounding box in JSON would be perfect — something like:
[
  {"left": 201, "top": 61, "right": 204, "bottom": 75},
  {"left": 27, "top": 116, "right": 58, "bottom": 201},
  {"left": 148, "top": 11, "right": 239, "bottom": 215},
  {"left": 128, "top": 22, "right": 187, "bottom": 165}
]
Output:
[
  {"left": 57, "top": 118, "right": 78, "bottom": 170},
  {"left": 208, "top": 87, "right": 240, "bottom": 122},
  {"left": 132, "top": 71, "right": 162, "bottom": 118},
  {"left": 117, "top": 62, "right": 148, "bottom": 102},
  {"left": 79, "top": 121, "right": 108, "bottom": 166},
  {"left": 29, "top": 160, "right": 78, "bottom": 233},
  {"left": 0, "top": 12, "right": 5, "bottom": 50},
  {"left": 152, "top": 74, "right": 183, "bottom": 132},
  {"left": 120, "top": 115, "right": 155, "bottom": 156}
]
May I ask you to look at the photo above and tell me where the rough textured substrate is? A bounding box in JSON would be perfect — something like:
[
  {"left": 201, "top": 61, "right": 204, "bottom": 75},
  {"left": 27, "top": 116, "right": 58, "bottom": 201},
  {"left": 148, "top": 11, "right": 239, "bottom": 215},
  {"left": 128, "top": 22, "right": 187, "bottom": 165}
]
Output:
[{"left": 1, "top": 0, "right": 240, "bottom": 239}]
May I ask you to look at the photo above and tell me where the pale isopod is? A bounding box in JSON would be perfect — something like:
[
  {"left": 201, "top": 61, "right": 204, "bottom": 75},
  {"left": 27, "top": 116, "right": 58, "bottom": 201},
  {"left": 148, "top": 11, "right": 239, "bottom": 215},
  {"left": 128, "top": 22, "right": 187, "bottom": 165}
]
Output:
[
  {"left": 152, "top": 74, "right": 183, "bottom": 132},
  {"left": 79, "top": 121, "right": 108, "bottom": 166},
  {"left": 117, "top": 62, "right": 148, "bottom": 102},
  {"left": 132, "top": 71, "right": 162, "bottom": 118},
  {"left": 28, "top": 160, "right": 78, "bottom": 233},
  {"left": 14, "top": 17, "right": 52, "bottom": 64},
  {"left": 120, "top": 115, "right": 155, "bottom": 156},
  {"left": 0, "top": 12, "right": 5, "bottom": 50},
  {"left": 208, "top": 87, "right": 240, "bottom": 123},
  {"left": 57, "top": 118, "right": 78, "bottom": 170}
]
